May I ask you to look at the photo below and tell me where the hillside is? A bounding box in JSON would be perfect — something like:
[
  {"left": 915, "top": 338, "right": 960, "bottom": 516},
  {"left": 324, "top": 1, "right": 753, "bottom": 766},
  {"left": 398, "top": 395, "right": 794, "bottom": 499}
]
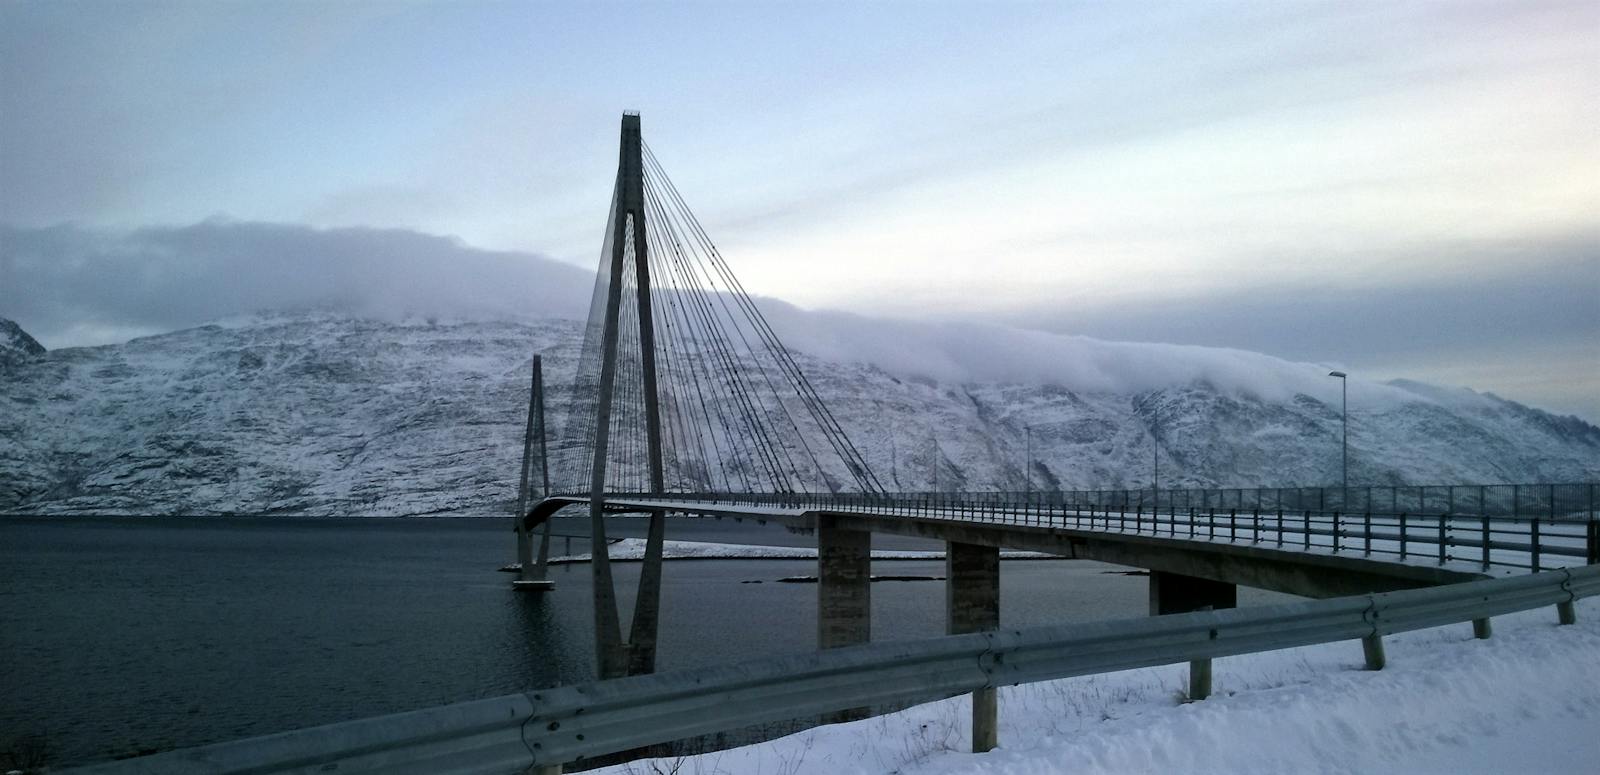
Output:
[{"left": 0, "top": 313, "right": 1595, "bottom": 516}]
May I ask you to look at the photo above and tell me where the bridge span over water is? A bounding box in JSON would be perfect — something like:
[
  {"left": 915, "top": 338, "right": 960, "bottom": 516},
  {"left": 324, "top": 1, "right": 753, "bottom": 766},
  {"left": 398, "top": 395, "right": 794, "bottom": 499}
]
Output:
[
  {"left": 500, "top": 111, "right": 1596, "bottom": 690},
  {"left": 72, "top": 113, "right": 1600, "bottom": 775}
]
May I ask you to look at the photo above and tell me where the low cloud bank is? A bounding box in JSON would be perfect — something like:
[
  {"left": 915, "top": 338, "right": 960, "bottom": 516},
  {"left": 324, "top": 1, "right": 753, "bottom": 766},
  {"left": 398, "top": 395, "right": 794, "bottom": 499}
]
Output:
[
  {"left": 0, "top": 219, "right": 1537, "bottom": 415},
  {"left": 1, "top": 219, "right": 593, "bottom": 347},
  {"left": 764, "top": 303, "right": 1450, "bottom": 412}
]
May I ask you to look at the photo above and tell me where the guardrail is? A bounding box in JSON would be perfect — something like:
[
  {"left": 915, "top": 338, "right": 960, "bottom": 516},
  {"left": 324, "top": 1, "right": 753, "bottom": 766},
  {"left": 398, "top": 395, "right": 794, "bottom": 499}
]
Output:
[
  {"left": 567, "top": 487, "right": 1600, "bottom": 573},
  {"left": 69, "top": 564, "right": 1598, "bottom": 775}
]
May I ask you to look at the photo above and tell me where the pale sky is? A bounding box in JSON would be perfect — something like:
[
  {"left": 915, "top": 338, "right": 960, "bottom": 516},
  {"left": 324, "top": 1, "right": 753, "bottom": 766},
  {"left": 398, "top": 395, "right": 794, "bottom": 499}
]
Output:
[{"left": 1, "top": 1, "right": 1597, "bottom": 418}]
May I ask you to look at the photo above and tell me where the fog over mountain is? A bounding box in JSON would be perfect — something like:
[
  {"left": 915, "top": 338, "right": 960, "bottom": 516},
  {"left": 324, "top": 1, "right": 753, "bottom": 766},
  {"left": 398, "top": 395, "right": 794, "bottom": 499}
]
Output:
[
  {"left": 1, "top": 310, "right": 1594, "bottom": 517},
  {"left": 3, "top": 220, "right": 1596, "bottom": 515}
]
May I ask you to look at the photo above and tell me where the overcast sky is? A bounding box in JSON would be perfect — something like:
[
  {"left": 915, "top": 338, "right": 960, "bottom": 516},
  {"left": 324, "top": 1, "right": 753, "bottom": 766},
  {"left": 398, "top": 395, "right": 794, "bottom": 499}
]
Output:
[{"left": 1, "top": 1, "right": 1596, "bottom": 419}]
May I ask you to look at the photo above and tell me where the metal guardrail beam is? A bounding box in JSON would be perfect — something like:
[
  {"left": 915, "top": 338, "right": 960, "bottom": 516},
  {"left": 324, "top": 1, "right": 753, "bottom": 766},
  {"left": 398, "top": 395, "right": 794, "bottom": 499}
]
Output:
[{"left": 68, "top": 565, "right": 1598, "bottom": 775}]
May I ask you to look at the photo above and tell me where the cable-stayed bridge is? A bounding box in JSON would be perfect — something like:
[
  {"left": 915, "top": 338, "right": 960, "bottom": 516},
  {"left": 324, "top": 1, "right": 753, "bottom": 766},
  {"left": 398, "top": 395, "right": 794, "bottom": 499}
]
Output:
[
  {"left": 72, "top": 112, "right": 1599, "bottom": 775},
  {"left": 513, "top": 113, "right": 1599, "bottom": 686}
]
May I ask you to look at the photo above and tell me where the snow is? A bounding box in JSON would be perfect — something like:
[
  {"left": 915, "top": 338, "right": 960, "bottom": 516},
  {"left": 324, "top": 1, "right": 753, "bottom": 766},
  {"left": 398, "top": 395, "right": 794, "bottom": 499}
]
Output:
[
  {"left": 2, "top": 312, "right": 1596, "bottom": 515},
  {"left": 595, "top": 597, "right": 1600, "bottom": 775}
]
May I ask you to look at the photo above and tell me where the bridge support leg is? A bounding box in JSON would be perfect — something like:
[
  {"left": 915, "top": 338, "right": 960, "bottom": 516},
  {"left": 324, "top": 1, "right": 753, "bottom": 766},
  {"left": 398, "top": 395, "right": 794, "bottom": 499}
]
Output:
[
  {"left": 1148, "top": 571, "right": 1235, "bottom": 701},
  {"left": 1362, "top": 633, "right": 1386, "bottom": 670},
  {"left": 1147, "top": 571, "right": 1237, "bottom": 616},
  {"left": 513, "top": 519, "right": 556, "bottom": 592},
  {"left": 1557, "top": 600, "right": 1577, "bottom": 625},
  {"left": 818, "top": 520, "right": 872, "bottom": 723},
  {"left": 818, "top": 520, "right": 872, "bottom": 650},
  {"left": 626, "top": 509, "right": 668, "bottom": 675},
  {"left": 1472, "top": 617, "right": 1492, "bottom": 639},
  {"left": 947, "top": 542, "right": 999, "bottom": 753}
]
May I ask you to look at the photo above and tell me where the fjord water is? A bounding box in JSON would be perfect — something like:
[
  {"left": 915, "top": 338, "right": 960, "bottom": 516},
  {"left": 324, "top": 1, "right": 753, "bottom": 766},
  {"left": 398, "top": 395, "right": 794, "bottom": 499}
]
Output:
[{"left": 2, "top": 516, "right": 1291, "bottom": 767}]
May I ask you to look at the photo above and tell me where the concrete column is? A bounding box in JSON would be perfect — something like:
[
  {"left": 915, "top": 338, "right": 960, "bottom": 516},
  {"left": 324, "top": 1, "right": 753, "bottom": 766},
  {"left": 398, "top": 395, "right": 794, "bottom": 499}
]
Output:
[
  {"left": 1148, "top": 571, "right": 1237, "bottom": 616},
  {"left": 626, "top": 509, "right": 668, "bottom": 676},
  {"left": 947, "top": 542, "right": 999, "bottom": 753},
  {"left": 818, "top": 520, "right": 871, "bottom": 650},
  {"left": 516, "top": 524, "right": 533, "bottom": 579},
  {"left": 512, "top": 519, "right": 555, "bottom": 592},
  {"left": 1148, "top": 571, "right": 1235, "bottom": 701}
]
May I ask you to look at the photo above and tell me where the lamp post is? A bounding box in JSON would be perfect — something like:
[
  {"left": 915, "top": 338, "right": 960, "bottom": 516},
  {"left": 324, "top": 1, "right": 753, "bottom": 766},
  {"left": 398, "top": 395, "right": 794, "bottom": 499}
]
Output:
[
  {"left": 1329, "top": 371, "right": 1347, "bottom": 496},
  {"left": 1025, "top": 425, "right": 1032, "bottom": 495},
  {"left": 1152, "top": 400, "right": 1159, "bottom": 501}
]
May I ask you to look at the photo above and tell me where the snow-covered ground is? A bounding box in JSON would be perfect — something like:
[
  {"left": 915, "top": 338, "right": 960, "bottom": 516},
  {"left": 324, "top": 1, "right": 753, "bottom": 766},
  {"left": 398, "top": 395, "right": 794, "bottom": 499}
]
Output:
[{"left": 597, "top": 596, "right": 1600, "bottom": 775}]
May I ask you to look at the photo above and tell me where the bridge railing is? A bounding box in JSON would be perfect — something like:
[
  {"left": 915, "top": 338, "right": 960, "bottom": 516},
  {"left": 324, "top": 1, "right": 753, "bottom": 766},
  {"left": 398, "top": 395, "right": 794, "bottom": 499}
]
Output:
[
  {"left": 568, "top": 482, "right": 1600, "bottom": 572},
  {"left": 68, "top": 565, "right": 1600, "bottom": 775}
]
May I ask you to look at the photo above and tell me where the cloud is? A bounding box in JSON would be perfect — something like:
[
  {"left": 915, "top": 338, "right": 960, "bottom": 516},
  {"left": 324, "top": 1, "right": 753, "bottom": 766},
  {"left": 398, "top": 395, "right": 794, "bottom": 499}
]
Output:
[
  {"left": 2, "top": 217, "right": 1593, "bottom": 423},
  {"left": 0, "top": 219, "right": 592, "bottom": 348},
  {"left": 762, "top": 301, "right": 1429, "bottom": 414}
]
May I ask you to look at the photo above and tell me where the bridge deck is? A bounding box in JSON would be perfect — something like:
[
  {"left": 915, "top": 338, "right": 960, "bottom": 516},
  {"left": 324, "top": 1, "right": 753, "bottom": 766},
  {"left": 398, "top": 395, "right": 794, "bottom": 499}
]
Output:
[{"left": 534, "top": 494, "right": 1593, "bottom": 596}]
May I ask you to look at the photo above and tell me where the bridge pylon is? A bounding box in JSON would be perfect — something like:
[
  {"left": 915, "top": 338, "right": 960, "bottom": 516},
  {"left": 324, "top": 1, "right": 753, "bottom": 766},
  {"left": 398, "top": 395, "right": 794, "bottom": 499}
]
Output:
[{"left": 585, "top": 112, "right": 670, "bottom": 679}]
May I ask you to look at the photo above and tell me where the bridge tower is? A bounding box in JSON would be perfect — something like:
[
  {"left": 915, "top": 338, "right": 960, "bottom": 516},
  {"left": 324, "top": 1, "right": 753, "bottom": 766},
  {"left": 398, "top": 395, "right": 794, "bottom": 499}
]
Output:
[{"left": 587, "top": 112, "right": 670, "bottom": 679}]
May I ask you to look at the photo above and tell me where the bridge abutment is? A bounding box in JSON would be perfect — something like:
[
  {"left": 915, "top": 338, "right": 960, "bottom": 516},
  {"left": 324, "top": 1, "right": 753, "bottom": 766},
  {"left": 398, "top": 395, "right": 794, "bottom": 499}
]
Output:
[
  {"left": 1148, "top": 571, "right": 1236, "bottom": 700},
  {"left": 946, "top": 541, "right": 999, "bottom": 752}
]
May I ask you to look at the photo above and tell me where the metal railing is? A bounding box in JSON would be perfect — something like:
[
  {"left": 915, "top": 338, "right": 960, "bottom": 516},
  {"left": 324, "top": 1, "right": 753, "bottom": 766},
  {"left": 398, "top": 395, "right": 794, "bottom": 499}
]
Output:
[
  {"left": 69, "top": 565, "right": 1598, "bottom": 775},
  {"left": 557, "top": 483, "right": 1599, "bottom": 520},
  {"left": 570, "top": 482, "right": 1600, "bottom": 573}
]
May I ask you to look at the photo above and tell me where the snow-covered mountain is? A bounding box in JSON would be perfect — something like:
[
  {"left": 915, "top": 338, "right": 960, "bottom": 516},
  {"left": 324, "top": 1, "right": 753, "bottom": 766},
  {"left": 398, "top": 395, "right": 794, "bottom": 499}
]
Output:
[
  {"left": 0, "top": 313, "right": 1595, "bottom": 516},
  {"left": 0, "top": 317, "right": 46, "bottom": 365}
]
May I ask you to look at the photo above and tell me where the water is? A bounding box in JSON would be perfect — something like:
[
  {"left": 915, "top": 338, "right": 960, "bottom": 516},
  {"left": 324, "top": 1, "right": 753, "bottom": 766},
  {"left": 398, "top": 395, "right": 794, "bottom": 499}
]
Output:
[{"left": 1, "top": 516, "right": 1293, "bottom": 767}]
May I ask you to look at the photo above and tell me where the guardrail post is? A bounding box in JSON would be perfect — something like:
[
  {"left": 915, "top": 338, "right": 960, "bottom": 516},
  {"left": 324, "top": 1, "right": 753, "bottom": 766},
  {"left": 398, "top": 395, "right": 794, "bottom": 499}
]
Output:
[
  {"left": 1589, "top": 520, "right": 1600, "bottom": 565},
  {"left": 1482, "top": 515, "right": 1491, "bottom": 570},
  {"left": 947, "top": 541, "right": 1000, "bottom": 752},
  {"left": 1531, "top": 517, "right": 1541, "bottom": 572},
  {"left": 1438, "top": 514, "right": 1448, "bottom": 565},
  {"left": 1399, "top": 513, "right": 1408, "bottom": 560},
  {"left": 1189, "top": 605, "right": 1214, "bottom": 701},
  {"left": 1557, "top": 600, "right": 1577, "bottom": 626},
  {"left": 1362, "top": 633, "right": 1386, "bottom": 670},
  {"left": 1150, "top": 574, "right": 1234, "bottom": 700}
]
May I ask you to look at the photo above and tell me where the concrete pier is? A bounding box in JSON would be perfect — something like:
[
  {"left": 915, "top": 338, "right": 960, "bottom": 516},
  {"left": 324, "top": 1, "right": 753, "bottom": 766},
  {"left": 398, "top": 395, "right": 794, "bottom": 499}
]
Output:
[
  {"left": 946, "top": 541, "right": 999, "bottom": 752},
  {"left": 818, "top": 519, "right": 872, "bottom": 650},
  {"left": 1148, "top": 570, "right": 1238, "bottom": 616},
  {"left": 1148, "top": 571, "right": 1236, "bottom": 700}
]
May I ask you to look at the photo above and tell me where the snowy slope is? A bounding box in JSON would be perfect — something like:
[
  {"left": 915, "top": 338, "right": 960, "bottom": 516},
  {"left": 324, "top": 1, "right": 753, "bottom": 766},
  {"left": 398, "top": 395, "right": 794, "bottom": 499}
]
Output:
[
  {"left": 0, "top": 312, "right": 1595, "bottom": 516},
  {"left": 591, "top": 596, "right": 1600, "bottom": 775},
  {"left": 0, "top": 317, "right": 46, "bottom": 365}
]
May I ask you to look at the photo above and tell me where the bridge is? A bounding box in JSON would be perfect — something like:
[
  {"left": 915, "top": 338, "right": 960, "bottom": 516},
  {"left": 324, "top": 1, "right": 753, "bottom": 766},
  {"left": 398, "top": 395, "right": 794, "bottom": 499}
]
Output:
[
  {"left": 72, "top": 113, "right": 1599, "bottom": 775},
  {"left": 508, "top": 112, "right": 1599, "bottom": 684}
]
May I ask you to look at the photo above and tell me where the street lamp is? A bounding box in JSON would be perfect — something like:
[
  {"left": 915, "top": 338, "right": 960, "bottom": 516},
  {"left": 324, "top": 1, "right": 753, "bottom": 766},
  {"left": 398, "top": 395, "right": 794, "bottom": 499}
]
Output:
[
  {"left": 1025, "top": 425, "right": 1032, "bottom": 495},
  {"left": 1328, "top": 371, "right": 1347, "bottom": 495},
  {"left": 1152, "top": 400, "right": 1159, "bottom": 500}
]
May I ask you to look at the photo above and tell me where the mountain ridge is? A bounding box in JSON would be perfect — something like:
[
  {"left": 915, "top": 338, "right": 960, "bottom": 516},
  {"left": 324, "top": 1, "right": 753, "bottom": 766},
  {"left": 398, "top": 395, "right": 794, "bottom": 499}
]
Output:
[{"left": 0, "top": 312, "right": 1594, "bottom": 516}]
